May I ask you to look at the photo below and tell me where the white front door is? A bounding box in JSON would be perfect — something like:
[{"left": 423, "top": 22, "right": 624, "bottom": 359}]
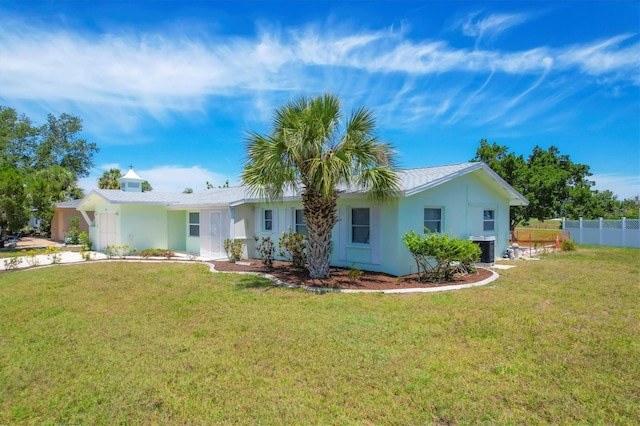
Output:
[
  {"left": 209, "top": 211, "right": 222, "bottom": 257},
  {"left": 99, "top": 212, "right": 116, "bottom": 250}
]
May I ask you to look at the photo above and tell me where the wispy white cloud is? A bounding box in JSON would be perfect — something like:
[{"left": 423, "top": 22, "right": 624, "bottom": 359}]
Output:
[
  {"left": 457, "top": 11, "right": 529, "bottom": 43},
  {"left": 0, "top": 17, "right": 637, "bottom": 141},
  {"left": 556, "top": 34, "right": 640, "bottom": 75},
  {"left": 591, "top": 173, "right": 640, "bottom": 200}
]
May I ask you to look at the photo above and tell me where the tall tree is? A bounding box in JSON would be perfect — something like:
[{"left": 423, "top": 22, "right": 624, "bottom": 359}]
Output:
[
  {"left": 28, "top": 166, "right": 84, "bottom": 233},
  {"left": 0, "top": 167, "right": 29, "bottom": 234},
  {"left": 243, "top": 93, "right": 399, "bottom": 279},
  {"left": 34, "top": 113, "right": 98, "bottom": 178},
  {"left": 0, "top": 106, "right": 98, "bottom": 235},
  {"left": 472, "top": 139, "right": 593, "bottom": 229}
]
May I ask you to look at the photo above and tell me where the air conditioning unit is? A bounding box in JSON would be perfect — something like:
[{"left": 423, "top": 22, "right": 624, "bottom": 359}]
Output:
[{"left": 469, "top": 235, "right": 496, "bottom": 265}]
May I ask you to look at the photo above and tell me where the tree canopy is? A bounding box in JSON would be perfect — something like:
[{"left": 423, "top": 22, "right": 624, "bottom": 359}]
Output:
[
  {"left": 242, "top": 93, "right": 399, "bottom": 279},
  {"left": 0, "top": 106, "right": 98, "bottom": 235},
  {"left": 471, "top": 139, "right": 637, "bottom": 228}
]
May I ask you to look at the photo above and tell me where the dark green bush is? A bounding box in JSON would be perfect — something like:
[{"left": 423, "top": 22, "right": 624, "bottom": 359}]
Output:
[
  {"left": 278, "top": 231, "right": 306, "bottom": 269},
  {"left": 561, "top": 239, "right": 577, "bottom": 251},
  {"left": 223, "top": 239, "right": 244, "bottom": 263},
  {"left": 402, "top": 231, "right": 481, "bottom": 282},
  {"left": 254, "top": 236, "right": 275, "bottom": 270},
  {"left": 139, "top": 248, "right": 174, "bottom": 259}
]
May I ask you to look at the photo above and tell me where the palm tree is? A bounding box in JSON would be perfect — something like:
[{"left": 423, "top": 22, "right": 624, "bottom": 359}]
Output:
[
  {"left": 98, "top": 168, "right": 153, "bottom": 191},
  {"left": 97, "top": 168, "right": 122, "bottom": 189},
  {"left": 242, "top": 93, "right": 399, "bottom": 279}
]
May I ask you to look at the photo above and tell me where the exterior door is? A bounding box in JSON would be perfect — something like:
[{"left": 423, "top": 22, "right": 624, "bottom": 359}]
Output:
[
  {"left": 209, "top": 211, "right": 222, "bottom": 257},
  {"left": 99, "top": 212, "right": 116, "bottom": 250}
]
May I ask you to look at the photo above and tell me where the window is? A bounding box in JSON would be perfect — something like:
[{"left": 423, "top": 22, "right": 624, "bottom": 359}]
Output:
[
  {"left": 351, "top": 208, "right": 370, "bottom": 244},
  {"left": 483, "top": 209, "right": 495, "bottom": 231},
  {"left": 295, "top": 209, "right": 308, "bottom": 236},
  {"left": 189, "top": 212, "right": 200, "bottom": 237},
  {"left": 263, "top": 209, "right": 273, "bottom": 231},
  {"left": 424, "top": 208, "right": 442, "bottom": 233}
]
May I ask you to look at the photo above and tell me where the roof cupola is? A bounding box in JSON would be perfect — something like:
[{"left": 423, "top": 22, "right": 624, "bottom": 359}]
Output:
[{"left": 117, "top": 166, "right": 145, "bottom": 192}]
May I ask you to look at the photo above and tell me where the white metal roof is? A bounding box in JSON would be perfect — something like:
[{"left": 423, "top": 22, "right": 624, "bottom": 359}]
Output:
[{"left": 72, "top": 162, "right": 528, "bottom": 209}]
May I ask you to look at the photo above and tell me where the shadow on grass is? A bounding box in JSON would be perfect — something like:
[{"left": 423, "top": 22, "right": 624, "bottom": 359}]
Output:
[{"left": 233, "top": 274, "right": 276, "bottom": 290}]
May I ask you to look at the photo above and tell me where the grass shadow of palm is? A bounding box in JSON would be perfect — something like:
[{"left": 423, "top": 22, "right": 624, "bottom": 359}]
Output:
[{"left": 233, "top": 274, "right": 275, "bottom": 290}]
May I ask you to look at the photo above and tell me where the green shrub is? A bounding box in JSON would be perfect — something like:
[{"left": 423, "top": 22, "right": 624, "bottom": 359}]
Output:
[
  {"left": 45, "top": 246, "right": 62, "bottom": 264},
  {"left": 561, "top": 239, "right": 577, "bottom": 251},
  {"left": 79, "top": 231, "right": 92, "bottom": 251},
  {"left": 348, "top": 263, "right": 363, "bottom": 285},
  {"left": 254, "top": 236, "right": 275, "bottom": 270},
  {"left": 279, "top": 231, "right": 307, "bottom": 269},
  {"left": 104, "top": 245, "right": 136, "bottom": 259},
  {"left": 3, "top": 254, "right": 22, "bottom": 270},
  {"left": 223, "top": 239, "right": 244, "bottom": 263},
  {"left": 23, "top": 249, "right": 42, "bottom": 266},
  {"left": 64, "top": 217, "right": 81, "bottom": 244},
  {"left": 138, "top": 248, "right": 174, "bottom": 259},
  {"left": 80, "top": 250, "right": 94, "bottom": 261},
  {"left": 402, "top": 231, "right": 481, "bottom": 282}
]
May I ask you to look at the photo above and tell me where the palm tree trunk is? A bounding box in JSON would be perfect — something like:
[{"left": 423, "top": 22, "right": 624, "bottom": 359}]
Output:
[{"left": 302, "top": 189, "right": 338, "bottom": 279}]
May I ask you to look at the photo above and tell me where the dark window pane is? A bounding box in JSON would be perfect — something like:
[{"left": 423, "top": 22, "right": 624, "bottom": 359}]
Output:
[
  {"left": 352, "top": 227, "right": 370, "bottom": 244},
  {"left": 352, "top": 208, "right": 369, "bottom": 225},
  {"left": 424, "top": 208, "right": 441, "bottom": 220}
]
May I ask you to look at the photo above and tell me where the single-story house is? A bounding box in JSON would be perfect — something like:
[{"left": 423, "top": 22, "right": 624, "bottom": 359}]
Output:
[{"left": 64, "top": 162, "right": 528, "bottom": 276}]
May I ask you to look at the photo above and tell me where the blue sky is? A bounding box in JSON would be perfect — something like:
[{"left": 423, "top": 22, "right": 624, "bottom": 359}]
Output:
[{"left": 1, "top": 1, "right": 639, "bottom": 199}]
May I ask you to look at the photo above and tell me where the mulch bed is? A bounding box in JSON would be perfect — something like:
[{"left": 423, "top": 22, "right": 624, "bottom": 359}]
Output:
[{"left": 210, "top": 259, "right": 493, "bottom": 290}]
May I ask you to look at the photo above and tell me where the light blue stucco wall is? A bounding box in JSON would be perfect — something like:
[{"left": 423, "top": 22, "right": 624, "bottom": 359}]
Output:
[
  {"left": 167, "top": 210, "right": 187, "bottom": 251},
  {"left": 250, "top": 170, "right": 512, "bottom": 276},
  {"left": 394, "top": 170, "right": 511, "bottom": 275},
  {"left": 252, "top": 198, "right": 400, "bottom": 274},
  {"left": 119, "top": 205, "right": 168, "bottom": 250},
  {"left": 231, "top": 204, "right": 255, "bottom": 258}
]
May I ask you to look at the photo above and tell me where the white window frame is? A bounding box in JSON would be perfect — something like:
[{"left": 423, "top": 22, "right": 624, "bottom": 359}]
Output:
[
  {"left": 263, "top": 209, "right": 273, "bottom": 232},
  {"left": 424, "top": 207, "right": 443, "bottom": 233},
  {"left": 295, "top": 209, "right": 308, "bottom": 236},
  {"left": 483, "top": 209, "right": 496, "bottom": 232},
  {"left": 351, "top": 207, "right": 370, "bottom": 245},
  {"left": 188, "top": 212, "right": 200, "bottom": 237}
]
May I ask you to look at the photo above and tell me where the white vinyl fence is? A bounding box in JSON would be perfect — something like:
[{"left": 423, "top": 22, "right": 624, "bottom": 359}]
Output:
[{"left": 562, "top": 218, "right": 640, "bottom": 248}]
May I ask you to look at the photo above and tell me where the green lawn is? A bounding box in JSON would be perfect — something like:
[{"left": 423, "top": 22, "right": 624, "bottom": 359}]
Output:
[{"left": 1, "top": 247, "right": 639, "bottom": 424}]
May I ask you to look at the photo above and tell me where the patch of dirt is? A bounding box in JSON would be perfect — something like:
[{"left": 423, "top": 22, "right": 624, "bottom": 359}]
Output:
[{"left": 210, "top": 259, "right": 494, "bottom": 290}]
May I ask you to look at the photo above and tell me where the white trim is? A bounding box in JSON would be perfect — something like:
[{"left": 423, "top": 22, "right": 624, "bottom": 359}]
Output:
[
  {"left": 483, "top": 208, "right": 496, "bottom": 232},
  {"left": 370, "top": 205, "right": 380, "bottom": 264},
  {"left": 188, "top": 211, "right": 200, "bottom": 237},
  {"left": 423, "top": 206, "right": 444, "bottom": 233},
  {"left": 338, "top": 207, "right": 347, "bottom": 261},
  {"left": 254, "top": 207, "right": 261, "bottom": 234},
  {"left": 229, "top": 207, "right": 235, "bottom": 240},
  {"left": 272, "top": 208, "right": 279, "bottom": 234},
  {"left": 80, "top": 210, "right": 93, "bottom": 227},
  {"left": 285, "top": 207, "right": 293, "bottom": 232}
]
